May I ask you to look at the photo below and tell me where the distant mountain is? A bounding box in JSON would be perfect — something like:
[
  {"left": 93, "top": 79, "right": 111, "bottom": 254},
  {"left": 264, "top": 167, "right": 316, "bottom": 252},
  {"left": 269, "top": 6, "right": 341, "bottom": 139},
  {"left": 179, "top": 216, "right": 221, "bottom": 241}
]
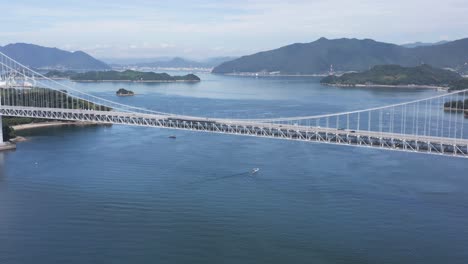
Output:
[
  {"left": 0, "top": 43, "right": 110, "bottom": 70},
  {"left": 321, "top": 64, "right": 462, "bottom": 86},
  {"left": 108, "top": 56, "right": 237, "bottom": 69},
  {"left": 102, "top": 57, "right": 174, "bottom": 65},
  {"left": 137, "top": 57, "right": 207, "bottom": 68},
  {"left": 202, "top": 57, "right": 238, "bottom": 67},
  {"left": 401, "top": 40, "right": 449, "bottom": 48},
  {"left": 212, "top": 38, "right": 468, "bottom": 75}
]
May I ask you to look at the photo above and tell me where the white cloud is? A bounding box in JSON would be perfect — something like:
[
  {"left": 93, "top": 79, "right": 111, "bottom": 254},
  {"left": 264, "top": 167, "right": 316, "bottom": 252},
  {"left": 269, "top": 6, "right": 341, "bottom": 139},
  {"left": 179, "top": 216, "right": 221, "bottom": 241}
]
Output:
[
  {"left": 159, "top": 43, "right": 174, "bottom": 48},
  {"left": 1, "top": 0, "right": 467, "bottom": 58}
]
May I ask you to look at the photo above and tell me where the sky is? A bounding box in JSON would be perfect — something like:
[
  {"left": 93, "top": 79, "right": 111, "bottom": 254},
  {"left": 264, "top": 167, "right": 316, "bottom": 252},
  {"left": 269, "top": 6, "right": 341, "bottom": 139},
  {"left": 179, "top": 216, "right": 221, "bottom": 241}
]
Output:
[{"left": 2, "top": 0, "right": 468, "bottom": 59}]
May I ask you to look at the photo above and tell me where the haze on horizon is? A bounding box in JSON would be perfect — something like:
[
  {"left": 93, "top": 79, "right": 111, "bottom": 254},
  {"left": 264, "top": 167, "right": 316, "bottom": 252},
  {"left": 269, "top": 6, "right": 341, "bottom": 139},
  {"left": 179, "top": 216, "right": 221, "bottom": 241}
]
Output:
[{"left": 2, "top": 0, "right": 468, "bottom": 60}]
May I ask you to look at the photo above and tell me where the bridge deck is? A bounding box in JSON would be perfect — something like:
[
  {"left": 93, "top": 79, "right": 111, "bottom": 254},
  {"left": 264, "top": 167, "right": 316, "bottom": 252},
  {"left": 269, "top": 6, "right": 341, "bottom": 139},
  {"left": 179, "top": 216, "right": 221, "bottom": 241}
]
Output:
[{"left": 1, "top": 106, "right": 467, "bottom": 157}]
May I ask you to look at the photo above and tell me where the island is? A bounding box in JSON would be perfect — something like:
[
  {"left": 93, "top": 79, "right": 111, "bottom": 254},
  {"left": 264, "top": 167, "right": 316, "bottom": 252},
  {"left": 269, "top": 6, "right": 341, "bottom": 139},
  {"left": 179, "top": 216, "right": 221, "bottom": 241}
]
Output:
[
  {"left": 320, "top": 64, "right": 463, "bottom": 88},
  {"left": 443, "top": 98, "right": 468, "bottom": 118},
  {"left": 69, "top": 70, "right": 200, "bottom": 82},
  {"left": 444, "top": 99, "right": 468, "bottom": 111},
  {"left": 116, "top": 88, "right": 134, "bottom": 96}
]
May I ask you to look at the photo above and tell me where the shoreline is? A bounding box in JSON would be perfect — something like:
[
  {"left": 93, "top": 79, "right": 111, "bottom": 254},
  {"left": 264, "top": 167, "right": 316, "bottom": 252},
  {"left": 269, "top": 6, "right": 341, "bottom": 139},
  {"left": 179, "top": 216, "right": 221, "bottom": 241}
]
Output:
[
  {"left": 71, "top": 79, "right": 200, "bottom": 83},
  {"left": 321, "top": 83, "right": 449, "bottom": 90},
  {"left": 443, "top": 107, "right": 468, "bottom": 114},
  {"left": 0, "top": 142, "right": 16, "bottom": 151},
  {"left": 12, "top": 121, "right": 111, "bottom": 131},
  {"left": 223, "top": 73, "right": 327, "bottom": 77}
]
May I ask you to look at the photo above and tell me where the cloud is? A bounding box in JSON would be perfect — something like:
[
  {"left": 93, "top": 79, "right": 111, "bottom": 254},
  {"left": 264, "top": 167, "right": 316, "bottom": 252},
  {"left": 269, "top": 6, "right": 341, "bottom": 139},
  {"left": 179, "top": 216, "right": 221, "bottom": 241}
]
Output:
[
  {"left": 159, "top": 43, "right": 174, "bottom": 48},
  {"left": 1, "top": 0, "right": 467, "bottom": 58}
]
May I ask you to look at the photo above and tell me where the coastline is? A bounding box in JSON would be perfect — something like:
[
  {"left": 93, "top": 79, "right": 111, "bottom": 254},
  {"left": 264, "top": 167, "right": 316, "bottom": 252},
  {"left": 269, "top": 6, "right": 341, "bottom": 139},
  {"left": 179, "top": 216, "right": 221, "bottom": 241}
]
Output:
[
  {"left": 321, "top": 83, "right": 449, "bottom": 90},
  {"left": 223, "top": 73, "right": 328, "bottom": 77},
  {"left": 443, "top": 107, "right": 468, "bottom": 114},
  {"left": 71, "top": 79, "right": 200, "bottom": 83},
  {"left": 0, "top": 142, "right": 16, "bottom": 151},
  {"left": 12, "top": 121, "right": 111, "bottom": 131}
]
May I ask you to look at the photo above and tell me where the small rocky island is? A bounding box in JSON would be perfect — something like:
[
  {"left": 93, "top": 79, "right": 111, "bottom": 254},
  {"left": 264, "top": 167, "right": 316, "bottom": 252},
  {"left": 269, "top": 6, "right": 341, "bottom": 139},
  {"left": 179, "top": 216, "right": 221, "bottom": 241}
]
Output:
[
  {"left": 69, "top": 70, "right": 201, "bottom": 82},
  {"left": 116, "top": 88, "right": 135, "bottom": 96},
  {"left": 321, "top": 64, "right": 464, "bottom": 88}
]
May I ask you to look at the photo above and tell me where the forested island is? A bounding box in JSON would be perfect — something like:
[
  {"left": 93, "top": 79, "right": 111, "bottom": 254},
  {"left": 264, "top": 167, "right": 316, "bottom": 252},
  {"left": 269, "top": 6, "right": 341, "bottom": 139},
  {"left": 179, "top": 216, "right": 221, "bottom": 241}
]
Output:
[
  {"left": 444, "top": 99, "right": 468, "bottom": 111},
  {"left": 444, "top": 99, "right": 468, "bottom": 119},
  {"left": 116, "top": 88, "right": 134, "bottom": 96},
  {"left": 321, "top": 64, "right": 466, "bottom": 88},
  {"left": 47, "top": 70, "right": 201, "bottom": 82}
]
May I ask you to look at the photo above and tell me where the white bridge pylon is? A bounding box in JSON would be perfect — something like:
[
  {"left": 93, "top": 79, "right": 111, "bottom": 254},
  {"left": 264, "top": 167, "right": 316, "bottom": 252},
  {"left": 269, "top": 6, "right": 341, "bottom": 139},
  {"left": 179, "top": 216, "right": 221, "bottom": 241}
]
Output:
[{"left": 0, "top": 51, "right": 468, "bottom": 158}]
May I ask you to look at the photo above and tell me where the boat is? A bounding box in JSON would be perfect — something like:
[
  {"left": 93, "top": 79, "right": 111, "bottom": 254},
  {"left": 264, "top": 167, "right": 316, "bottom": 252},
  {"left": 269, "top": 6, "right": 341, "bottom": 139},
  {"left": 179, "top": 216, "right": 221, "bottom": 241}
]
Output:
[
  {"left": 168, "top": 135, "right": 176, "bottom": 139},
  {"left": 251, "top": 168, "right": 260, "bottom": 174}
]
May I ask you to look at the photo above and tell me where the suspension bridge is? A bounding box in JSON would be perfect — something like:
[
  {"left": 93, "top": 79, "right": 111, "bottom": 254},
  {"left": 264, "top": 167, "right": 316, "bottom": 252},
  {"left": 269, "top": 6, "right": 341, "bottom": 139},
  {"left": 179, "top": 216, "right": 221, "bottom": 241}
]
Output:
[{"left": 1, "top": 51, "right": 468, "bottom": 158}]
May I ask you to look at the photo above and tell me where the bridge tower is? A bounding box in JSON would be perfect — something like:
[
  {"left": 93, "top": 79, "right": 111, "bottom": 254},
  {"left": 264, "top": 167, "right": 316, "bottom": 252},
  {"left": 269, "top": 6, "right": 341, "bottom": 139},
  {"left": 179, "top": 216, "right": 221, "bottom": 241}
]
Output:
[
  {"left": 0, "top": 66, "right": 16, "bottom": 150},
  {"left": 0, "top": 94, "right": 13, "bottom": 151}
]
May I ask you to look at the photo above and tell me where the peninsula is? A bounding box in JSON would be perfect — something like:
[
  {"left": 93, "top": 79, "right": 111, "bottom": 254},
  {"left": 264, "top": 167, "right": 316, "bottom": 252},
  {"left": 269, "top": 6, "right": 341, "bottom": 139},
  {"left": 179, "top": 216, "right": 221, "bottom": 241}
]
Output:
[
  {"left": 448, "top": 78, "right": 468, "bottom": 91},
  {"left": 320, "top": 64, "right": 464, "bottom": 88}
]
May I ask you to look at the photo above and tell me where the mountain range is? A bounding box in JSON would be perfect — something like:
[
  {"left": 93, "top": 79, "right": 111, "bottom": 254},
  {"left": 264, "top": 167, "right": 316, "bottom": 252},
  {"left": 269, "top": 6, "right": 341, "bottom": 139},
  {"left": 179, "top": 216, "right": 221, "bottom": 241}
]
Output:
[
  {"left": 0, "top": 42, "right": 235, "bottom": 70},
  {"left": 400, "top": 40, "right": 449, "bottom": 48},
  {"left": 0, "top": 43, "right": 110, "bottom": 70},
  {"left": 3, "top": 40, "right": 468, "bottom": 75},
  {"left": 212, "top": 38, "right": 468, "bottom": 75},
  {"left": 109, "top": 57, "right": 237, "bottom": 69}
]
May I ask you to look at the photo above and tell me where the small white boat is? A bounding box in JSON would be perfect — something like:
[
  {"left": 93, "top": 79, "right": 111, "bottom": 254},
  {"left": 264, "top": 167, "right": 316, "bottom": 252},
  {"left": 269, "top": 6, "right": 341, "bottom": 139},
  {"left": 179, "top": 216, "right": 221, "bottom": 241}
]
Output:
[{"left": 251, "top": 168, "right": 260, "bottom": 174}]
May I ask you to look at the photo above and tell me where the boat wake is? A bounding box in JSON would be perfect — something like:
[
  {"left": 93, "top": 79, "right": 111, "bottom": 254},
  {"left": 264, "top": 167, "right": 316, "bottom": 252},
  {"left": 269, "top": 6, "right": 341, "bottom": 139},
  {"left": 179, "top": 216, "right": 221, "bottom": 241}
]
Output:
[{"left": 188, "top": 169, "right": 258, "bottom": 185}]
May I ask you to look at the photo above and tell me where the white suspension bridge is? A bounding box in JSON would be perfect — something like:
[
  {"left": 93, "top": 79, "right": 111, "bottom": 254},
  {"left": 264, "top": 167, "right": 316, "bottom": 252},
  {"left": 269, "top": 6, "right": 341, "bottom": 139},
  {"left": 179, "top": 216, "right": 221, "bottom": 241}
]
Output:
[{"left": 1, "top": 51, "right": 468, "bottom": 158}]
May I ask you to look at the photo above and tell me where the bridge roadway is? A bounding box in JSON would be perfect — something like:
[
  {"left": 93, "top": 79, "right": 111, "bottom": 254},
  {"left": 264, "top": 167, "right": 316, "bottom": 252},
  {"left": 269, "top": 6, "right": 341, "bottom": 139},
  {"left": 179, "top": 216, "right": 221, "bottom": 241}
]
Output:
[{"left": 1, "top": 106, "right": 467, "bottom": 158}]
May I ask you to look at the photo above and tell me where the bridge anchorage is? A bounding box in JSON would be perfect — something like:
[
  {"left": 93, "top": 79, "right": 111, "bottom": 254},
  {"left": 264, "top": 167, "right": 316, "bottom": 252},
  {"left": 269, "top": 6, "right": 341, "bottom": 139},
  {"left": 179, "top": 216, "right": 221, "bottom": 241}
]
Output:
[{"left": 1, "top": 51, "right": 468, "bottom": 157}]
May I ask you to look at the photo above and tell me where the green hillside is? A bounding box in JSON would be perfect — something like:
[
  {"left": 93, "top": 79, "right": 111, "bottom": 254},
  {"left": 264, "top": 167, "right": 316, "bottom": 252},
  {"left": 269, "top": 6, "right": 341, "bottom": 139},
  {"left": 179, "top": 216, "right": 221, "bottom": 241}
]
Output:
[
  {"left": 69, "top": 70, "right": 200, "bottom": 82},
  {"left": 320, "top": 65, "right": 462, "bottom": 86},
  {"left": 213, "top": 37, "right": 468, "bottom": 75}
]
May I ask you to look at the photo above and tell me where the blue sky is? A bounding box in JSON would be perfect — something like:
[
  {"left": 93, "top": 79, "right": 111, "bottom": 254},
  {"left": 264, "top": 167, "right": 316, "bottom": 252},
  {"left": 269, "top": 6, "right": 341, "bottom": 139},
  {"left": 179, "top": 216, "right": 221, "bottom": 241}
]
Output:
[{"left": 2, "top": 0, "right": 468, "bottom": 59}]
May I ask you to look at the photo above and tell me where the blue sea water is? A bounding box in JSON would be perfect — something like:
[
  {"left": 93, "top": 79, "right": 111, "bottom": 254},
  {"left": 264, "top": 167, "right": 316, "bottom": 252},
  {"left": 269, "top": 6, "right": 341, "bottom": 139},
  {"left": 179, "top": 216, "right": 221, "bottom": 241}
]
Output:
[{"left": 1, "top": 74, "right": 468, "bottom": 264}]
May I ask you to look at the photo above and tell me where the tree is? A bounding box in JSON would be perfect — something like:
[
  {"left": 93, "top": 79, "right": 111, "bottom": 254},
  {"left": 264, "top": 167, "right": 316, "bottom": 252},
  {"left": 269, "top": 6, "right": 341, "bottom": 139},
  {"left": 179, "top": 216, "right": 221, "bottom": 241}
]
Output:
[{"left": 2, "top": 123, "right": 15, "bottom": 141}]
